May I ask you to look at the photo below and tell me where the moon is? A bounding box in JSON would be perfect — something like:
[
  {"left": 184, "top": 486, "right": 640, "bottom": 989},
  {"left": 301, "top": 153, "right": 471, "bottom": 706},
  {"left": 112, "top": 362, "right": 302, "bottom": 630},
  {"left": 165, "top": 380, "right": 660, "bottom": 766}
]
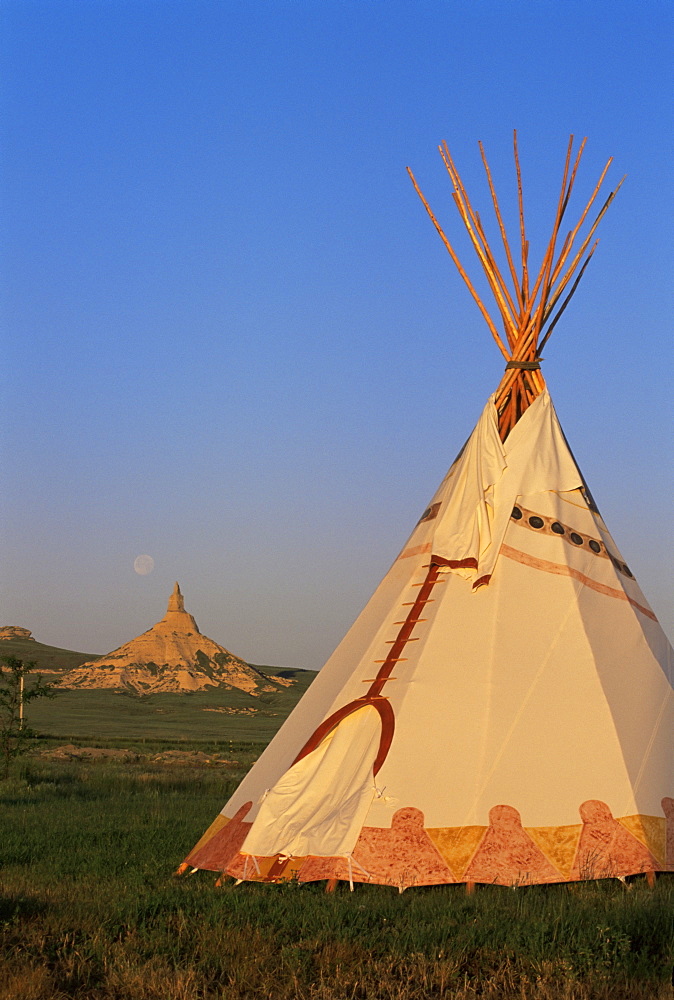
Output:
[{"left": 134, "top": 554, "right": 155, "bottom": 576}]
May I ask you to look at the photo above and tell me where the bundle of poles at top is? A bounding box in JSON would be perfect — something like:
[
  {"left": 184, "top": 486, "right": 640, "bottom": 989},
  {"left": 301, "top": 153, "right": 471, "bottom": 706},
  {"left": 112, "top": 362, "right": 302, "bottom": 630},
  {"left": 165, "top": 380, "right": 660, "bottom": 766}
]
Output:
[{"left": 407, "top": 133, "right": 624, "bottom": 441}]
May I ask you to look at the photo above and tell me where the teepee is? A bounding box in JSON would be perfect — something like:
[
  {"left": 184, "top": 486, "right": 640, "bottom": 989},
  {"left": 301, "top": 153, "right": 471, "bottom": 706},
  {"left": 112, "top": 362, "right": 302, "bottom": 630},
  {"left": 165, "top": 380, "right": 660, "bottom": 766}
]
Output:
[{"left": 180, "top": 135, "right": 674, "bottom": 889}]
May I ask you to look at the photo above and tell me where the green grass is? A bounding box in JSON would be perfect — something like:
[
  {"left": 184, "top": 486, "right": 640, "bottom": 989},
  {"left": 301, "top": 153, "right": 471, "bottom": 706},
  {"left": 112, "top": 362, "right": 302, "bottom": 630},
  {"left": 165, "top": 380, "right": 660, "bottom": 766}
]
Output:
[
  {"left": 22, "top": 666, "right": 315, "bottom": 743},
  {"left": 2, "top": 637, "right": 315, "bottom": 743},
  {"left": 1, "top": 756, "right": 672, "bottom": 999}
]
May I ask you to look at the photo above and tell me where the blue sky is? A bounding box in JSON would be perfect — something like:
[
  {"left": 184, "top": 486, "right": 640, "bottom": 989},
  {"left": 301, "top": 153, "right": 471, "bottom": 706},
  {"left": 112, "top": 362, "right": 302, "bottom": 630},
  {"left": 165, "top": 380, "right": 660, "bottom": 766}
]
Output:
[{"left": 1, "top": 0, "right": 672, "bottom": 668}]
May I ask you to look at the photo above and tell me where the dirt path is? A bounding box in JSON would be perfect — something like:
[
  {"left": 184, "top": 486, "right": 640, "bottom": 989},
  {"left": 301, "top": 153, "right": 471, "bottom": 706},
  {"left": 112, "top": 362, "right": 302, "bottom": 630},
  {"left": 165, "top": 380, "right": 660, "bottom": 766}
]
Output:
[{"left": 37, "top": 744, "right": 236, "bottom": 765}]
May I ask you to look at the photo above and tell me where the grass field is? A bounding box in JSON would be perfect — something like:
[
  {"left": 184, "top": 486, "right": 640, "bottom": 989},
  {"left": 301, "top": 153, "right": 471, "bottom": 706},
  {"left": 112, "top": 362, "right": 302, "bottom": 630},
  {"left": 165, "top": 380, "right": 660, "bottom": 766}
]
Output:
[
  {"left": 0, "top": 637, "right": 315, "bottom": 744},
  {"left": 23, "top": 666, "right": 315, "bottom": 744},
  {"left": 1, "top": 752, "right": 673, "bottom": 1000}
]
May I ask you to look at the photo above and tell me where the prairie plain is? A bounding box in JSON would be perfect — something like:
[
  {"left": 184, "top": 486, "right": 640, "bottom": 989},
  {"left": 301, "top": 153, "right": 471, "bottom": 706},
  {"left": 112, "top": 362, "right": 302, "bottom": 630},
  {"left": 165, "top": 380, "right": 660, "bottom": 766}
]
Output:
[
  {"left": 1, "top": 746, "right": 673, "bottom": 999},
  {"left": 1, "top": 645, "right": 673, "bottom": 999}
]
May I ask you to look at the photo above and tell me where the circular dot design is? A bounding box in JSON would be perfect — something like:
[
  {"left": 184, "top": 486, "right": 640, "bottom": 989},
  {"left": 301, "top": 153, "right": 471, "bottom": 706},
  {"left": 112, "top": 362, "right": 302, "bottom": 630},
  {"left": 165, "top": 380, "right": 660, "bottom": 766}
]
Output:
[{"left": 509, "top": 505, "right": 631, "bottom": 579}]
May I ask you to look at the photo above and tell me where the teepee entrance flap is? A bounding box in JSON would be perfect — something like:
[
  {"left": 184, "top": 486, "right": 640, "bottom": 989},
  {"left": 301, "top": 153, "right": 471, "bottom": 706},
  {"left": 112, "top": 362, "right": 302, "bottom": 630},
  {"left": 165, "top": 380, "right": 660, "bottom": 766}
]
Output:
[{"left": 239, "top": 704, "right": 382, "bottom": 860}]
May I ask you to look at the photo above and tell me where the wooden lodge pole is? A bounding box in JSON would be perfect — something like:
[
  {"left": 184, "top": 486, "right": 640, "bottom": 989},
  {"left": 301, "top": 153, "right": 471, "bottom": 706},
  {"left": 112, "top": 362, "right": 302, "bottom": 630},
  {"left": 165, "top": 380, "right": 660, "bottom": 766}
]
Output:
[
  {"left": 19, "top": 670, "right": 24, "bottom": 731},
  {"left": 408, "top": 134, "right": 621, "bottom": 440}
]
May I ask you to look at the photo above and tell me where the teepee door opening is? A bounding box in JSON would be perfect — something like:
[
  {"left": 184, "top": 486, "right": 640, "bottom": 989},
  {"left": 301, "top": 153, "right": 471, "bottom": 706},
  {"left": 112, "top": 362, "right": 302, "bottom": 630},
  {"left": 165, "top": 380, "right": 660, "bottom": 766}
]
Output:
[{"left": 240, "top": 704, "right": 383, "bottom": 860}]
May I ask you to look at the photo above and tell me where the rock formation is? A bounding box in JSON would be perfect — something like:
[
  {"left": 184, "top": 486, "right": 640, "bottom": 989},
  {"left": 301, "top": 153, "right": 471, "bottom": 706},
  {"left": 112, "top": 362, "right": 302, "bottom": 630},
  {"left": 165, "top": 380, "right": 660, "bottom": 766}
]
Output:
[
  {"left": 60, "top": 583, "right": 291, "bottom": 695},
  {"left": 0, "top": 626, "right": 35, "bottom": 641}
]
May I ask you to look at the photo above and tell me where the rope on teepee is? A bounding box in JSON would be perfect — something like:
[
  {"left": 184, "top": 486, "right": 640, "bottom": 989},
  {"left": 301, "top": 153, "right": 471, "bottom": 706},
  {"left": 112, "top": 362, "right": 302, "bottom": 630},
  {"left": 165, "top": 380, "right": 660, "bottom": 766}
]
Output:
[{"left": 343, "top": 853, "right": 372, "bottom": 891}]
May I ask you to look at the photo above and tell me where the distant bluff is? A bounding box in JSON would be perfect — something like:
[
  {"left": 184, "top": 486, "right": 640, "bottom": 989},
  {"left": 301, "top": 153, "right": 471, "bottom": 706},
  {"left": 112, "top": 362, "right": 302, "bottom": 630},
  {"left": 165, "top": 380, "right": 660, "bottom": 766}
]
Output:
[
  {"left": 60, "top": 583, "right": 292, "bottom": 696},
  {"left": 0, "top": 626, "right": 35, "bottom": 641}
]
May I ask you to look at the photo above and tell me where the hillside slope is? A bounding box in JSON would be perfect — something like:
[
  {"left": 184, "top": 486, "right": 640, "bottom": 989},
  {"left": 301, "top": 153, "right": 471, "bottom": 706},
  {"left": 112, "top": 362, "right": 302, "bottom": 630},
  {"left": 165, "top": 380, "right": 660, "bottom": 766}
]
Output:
[{"left": 0, "top": 627, "right": 100, "bottom": 672}]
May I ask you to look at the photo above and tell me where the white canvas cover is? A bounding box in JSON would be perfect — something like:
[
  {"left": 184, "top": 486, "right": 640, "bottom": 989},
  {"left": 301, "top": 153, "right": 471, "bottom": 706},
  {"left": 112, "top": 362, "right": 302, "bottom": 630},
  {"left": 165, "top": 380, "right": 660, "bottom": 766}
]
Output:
[{"left": 185, "top": 390, "right": 674, "bottom": 887}]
